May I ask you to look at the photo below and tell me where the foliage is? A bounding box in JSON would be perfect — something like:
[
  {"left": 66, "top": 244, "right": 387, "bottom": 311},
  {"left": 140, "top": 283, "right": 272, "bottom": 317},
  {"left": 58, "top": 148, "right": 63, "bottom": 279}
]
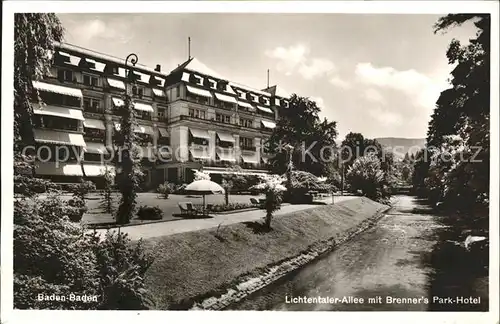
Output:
[
  {"left": 100, "top": 166, "right": 115, "bottom": 213},
  {"left": 252, "top": 175, "right": 287, "bottom": 229},
  {"left": 209, "top": 203, "right": 254, "bottom": 213},
  {"left": 341, "top": 132, "right": 384, "bottom": 169},
  {"left": 267, "top": 95, "right": 338, "bottom": 176},
  {"left": 157, "top": 182, "right": 175, "bottom": 199},
  {"left": 14, "top": 174, "right": 60, "bottom": 197},
  {"left": 193, "top": 170, "right": 211, "bottom": 181},
  {"left": 172, "top": 183, "right": 187, "bottom": 194},
  {"left": 14, "top": 194, "right": 155, "bottom": 310},
  {"left": 346, "top": 153, "right": 391, "bottom": 203},
  {"left": 137, "top": 205, "right": 164, "bottom": 221},
  {"left": 69, "top": 178, "right": 96, "bottom": 201},
  {"left": 114, "top": 93, "right": 144, "bottom": 225},
  {"left": 416, "top": 14, "right": 490, "bottom": 211},
  {"left": 14, "top": 13, "right": 63, "bottom": 151}
]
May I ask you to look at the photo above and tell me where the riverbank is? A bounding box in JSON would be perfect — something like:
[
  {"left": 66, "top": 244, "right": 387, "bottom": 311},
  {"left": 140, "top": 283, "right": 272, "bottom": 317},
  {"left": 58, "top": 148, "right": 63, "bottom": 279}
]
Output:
[{"left": 143, "top": 197, "right": 390, "bottom": 309}]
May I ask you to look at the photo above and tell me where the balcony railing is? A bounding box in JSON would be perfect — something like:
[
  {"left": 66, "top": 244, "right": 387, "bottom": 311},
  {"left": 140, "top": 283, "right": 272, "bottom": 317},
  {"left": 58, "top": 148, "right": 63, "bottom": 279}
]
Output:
[{"left": 169, "top": 115, "right": 273, "bottom": 133}]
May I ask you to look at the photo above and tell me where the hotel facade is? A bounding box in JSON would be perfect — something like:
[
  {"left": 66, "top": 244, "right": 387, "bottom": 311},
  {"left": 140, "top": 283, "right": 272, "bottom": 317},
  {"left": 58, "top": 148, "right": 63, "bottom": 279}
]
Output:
[{"left": 29, "top": 42, "right": 291, "bottom": 189}]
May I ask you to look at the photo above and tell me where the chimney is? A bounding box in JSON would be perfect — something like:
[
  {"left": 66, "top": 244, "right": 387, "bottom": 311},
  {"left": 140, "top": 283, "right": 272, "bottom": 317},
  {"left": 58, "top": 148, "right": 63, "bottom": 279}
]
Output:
[{"left": 155, "top": 64, "right": 161, "bottom": 72}]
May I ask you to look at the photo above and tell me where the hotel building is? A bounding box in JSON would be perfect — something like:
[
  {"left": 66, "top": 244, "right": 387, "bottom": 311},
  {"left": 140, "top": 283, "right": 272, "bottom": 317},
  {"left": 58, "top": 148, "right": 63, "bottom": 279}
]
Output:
[{"left": 29, "top": 42, "right": 290, "bottom": 189}]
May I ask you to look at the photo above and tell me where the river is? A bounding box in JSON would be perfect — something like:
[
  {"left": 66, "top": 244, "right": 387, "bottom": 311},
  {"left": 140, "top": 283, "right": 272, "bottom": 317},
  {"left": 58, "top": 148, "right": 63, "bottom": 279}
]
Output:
[{"left": 228, "top": 195, "right": 489, "bottom": 311}]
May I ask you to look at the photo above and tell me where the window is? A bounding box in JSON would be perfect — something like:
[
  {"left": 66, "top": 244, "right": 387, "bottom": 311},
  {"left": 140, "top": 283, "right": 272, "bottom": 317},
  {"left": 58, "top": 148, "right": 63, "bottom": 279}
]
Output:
[
  {"left": 239, "top": 118, "right": 253, "bottom": 128},
  {"left": 239, "top": 137, "right": 254, "bottom": 150},
  {"left": 83, "top": 97, "right": 102, "bottom": 113},
  {"left": 83, "top": 74, "right": 99, "bottom": 87},
  {"left": 157, "top": 107, "right": 167, "bottom": 122},
  {"left": 216, "top": 113, "right": 231, "bottom": 124},
  {"left": 176, "top": 85, "right": 180, "bottom": 98},
  {"left": 57, "top": 69, "right": 73, "bottom": 82},
  {"left": 189, "top": 108, "right": 206, "bottom": 119}
]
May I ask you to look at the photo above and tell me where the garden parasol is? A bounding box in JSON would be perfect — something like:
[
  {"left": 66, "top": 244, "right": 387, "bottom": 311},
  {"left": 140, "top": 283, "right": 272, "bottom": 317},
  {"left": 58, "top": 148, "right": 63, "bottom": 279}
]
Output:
[{"left": 184, "top": 179, "right": 225, "bottom": 213}]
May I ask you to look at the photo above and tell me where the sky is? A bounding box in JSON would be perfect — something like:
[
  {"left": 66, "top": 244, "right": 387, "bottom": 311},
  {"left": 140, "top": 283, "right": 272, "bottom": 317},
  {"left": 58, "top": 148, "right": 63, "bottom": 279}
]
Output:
[{"left": 58, "top": 13, "right": 479, "bottom": 140}]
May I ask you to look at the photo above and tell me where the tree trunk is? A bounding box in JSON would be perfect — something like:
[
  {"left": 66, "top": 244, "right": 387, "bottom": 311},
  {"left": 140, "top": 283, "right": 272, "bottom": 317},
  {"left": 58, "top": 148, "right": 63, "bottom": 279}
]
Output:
[
  {"left": 265, "top": 212, "right": 272, "bottom": 230},
  {"left": 225, "top": 190, "right": 229, "bottom": 205}
]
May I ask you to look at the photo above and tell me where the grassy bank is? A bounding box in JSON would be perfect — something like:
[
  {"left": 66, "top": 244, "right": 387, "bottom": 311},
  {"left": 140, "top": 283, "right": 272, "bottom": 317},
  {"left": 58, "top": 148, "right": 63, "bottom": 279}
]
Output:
[{"left": 143, "top": 197, "right": 388, "bottom": 309}]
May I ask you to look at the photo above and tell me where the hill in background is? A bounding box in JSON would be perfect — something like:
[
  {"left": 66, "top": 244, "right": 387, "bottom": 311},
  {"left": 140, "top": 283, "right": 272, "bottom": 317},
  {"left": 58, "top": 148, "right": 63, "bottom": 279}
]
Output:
[{"left": 375, "top": 137, "right": 426, "bottom": 159}]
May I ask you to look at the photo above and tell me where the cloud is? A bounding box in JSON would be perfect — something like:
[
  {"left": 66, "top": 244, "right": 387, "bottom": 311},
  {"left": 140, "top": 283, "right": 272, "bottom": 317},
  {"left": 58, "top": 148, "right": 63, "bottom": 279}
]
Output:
[
  {"left": 68, "top": 18, "right": 133, "bottom": 45},
  {"left": 265, "top": 44, "right": 335, "bottom": 80},
  {"left": 355, "top": 62, "right": 444, "bottom": 109},
  {"left": 310, "top": 96, "right": 325, "bottom": 108},
  {"left": 329, "top": 76, "right": 351, "bottom": 89},
  {"left": 363, "top": 88, "right": 385, "bottom": 103},
  {"left": 367, "top": 106, "right": 403, "bottom": 126}
]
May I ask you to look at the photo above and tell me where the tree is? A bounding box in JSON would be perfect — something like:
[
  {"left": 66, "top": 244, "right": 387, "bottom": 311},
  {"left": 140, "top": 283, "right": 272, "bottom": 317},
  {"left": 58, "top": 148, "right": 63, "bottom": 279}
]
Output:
[
  {"left": 251, "top": 175, "right": 286, "bottom": 230},
  {"left": 346, "top": 153, "right": 390, "bottom": 203},
  {"left": 100, "top": 166, "right": 115, "bottom": 213},
  {"left": 340, "top": 132, "right": 383, "bottom": 169},
  {"left": 14, "top": 13, "right": 63, "bottom": 152},
  {"left": 267, "top": 95, "right": 338, "bottom": 176},
  {"left": 114, "top": 94, "right": 143, "bottom": 225},
  {"left": 421, "top": 14, "right": 490, "bottom": 210},
  {"left": 14, "top": 14, "right": 64, "bottom": 192}
]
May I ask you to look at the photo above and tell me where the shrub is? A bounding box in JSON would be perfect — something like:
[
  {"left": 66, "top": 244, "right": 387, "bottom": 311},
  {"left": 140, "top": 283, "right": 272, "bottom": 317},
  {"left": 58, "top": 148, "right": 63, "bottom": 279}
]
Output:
[
  {"left": 157, "top": 182, "right": 174, "bottom": 199},
  {"left": 14, "top": 175, "right": 60, "bottom": 196},
  {"left": 67, "top": 196, "right": 88, "bottom": 222},
  {"left": 14, "top": 193, "right": 155, "bottom": 310},
  {"left": 172, "top": 183, "right": 187, "bottom": 194},
  {"left": 137, "top": 205, "right": 164, "bottom": 220},
  {"left": 69, "top": 179, "right": 96, "bottom": 201},
  {"left": 346, "top": 153, "right": 391, "bottom": 203},
  {"left": 210, "top": 203, "right": 254, "bottom": 213}
]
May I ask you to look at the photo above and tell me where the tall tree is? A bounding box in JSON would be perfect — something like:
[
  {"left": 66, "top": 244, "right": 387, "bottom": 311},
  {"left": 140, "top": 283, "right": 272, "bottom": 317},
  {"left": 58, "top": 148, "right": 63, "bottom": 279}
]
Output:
[
  {"left": 114, "top": 94, "right": 143, "bottom": 225},
  {"left": 423, "top": 14, "right": 490, "bottom": 209},
  {"left": 14, "top": 14, "right": 63, "bottom": 177},
  {"left": 267, "top": 95, "right": 338, "bottom": 176}
]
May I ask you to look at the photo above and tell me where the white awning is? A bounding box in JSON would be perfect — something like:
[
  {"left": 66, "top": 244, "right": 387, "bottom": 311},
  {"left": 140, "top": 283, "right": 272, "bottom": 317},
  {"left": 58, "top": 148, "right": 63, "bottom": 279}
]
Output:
[
  {"left": 135, "top": 125, "right": 155, "bottom": 135},
  {"left": 189, "top": 128, "right": 210, "bottom": 140},
  {"left": 84, "top": 142, "right": 108, "bottom": 154},
  {"left": 261, "top": 157, "right": 269, "bottom": 163},
  {"left": 204, "top": 169, "right": 269, "bottom": 176},
  {"left": 92, "top": 62, "right": 106, "bottom": 72},
  {"left": 32, "top": 104, "right": 84, "bottom": 121},
  {"left": 217, "top": 132, "right": 235, "bottom": 143},
  {"left": 237, "top": 101, "right": 255, "bottom": 111},
  {"left": 261, "top": 120, "right": 277, "bottom": 129},
  {"left": 118, "top": 67, "right": 127, "bottom": 78},
  {"left": 217, "top": 153, "right": 236, "bottom": 162},
  {"left": 35, "top": 162, "right": 83, "bottom": 176},
  {"left": 152, "top": 88, "right": 166, "bottom": 97},
  {"left": 186, "top": 85, "right": 212, "bottom": 98},
  {"left": 32, "top": 81, "right": 82, "bottom": 98},
  {"left": 158, "top": 128, "right": 169, "bottom": 137},
  {"left": 114, "top": 122, "right": 154, "bottom": 135},
  {"left": 257, "top": 106, "right": 274, "bottom": 114},
  {"left": 107, "top": 78, "right": 126, "bottom": 90},
  {"left": 214, "top": 92, "right": 237, "bottom": 104},
  {"left": 83, "top": 118, "right": 106, "bottom": 130},
  {"left": 33, "top": 129, "right": 86, "bottom": 147},
  {"left": 275, "top": 98, "right": 281, "bottom": 106},
  {"left": 241, "top": 154, "right": 259, "bottom": 164},
  {"left": 223, "top": 84, "right": 236, "bottom": 95},
  {"left": 111, "top": 97, "right": 124, "bottom": 107},
  {"left": 83, "top": 164, "right": 115, "bottom": 177},
  {"left": 133, "top": 102, "right": 154, "bottom": 112},
  {"left": 181, "top": 72, "right": 191, "bottom": 82},
  {"left": 59, "top": 51, "right": 80, "bottom": 66},
  {"left": 135, "top": 71, "right": 150, "bottom": 83},
  {"left": 151, "top": 75, "right": 165, "bottom": 87},
  {"left": 190, "top": 149, "right": 211, "bottom": 160}
]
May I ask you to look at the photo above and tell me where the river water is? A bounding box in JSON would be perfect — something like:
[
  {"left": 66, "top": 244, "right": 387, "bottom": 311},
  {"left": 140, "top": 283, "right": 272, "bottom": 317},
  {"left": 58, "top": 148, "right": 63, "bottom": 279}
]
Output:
[{"left": 228, "top": 195, "right": 488, "bottom": 311}]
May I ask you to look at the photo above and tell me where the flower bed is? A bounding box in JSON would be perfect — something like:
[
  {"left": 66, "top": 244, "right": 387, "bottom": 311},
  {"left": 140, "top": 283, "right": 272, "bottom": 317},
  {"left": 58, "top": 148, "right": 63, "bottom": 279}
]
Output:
[{"left": 209, "top": 203, "right": 255, "bottom": 213}]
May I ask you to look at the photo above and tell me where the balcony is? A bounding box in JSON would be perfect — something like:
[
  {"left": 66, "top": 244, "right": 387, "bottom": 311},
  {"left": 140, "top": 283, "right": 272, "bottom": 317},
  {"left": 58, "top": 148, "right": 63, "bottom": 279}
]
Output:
[
  {"left": 240, "top": 145, "right": 256, "bottom": 152},
  {"left": 169, "top": 115, "right": 273, "bottom": 133}
]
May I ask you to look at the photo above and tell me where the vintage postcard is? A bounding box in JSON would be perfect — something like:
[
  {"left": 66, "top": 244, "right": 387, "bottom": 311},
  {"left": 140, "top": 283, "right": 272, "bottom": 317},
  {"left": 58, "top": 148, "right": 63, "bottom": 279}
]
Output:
[{"left": 1, "top": 1, "right": 499, "bottom": 324}]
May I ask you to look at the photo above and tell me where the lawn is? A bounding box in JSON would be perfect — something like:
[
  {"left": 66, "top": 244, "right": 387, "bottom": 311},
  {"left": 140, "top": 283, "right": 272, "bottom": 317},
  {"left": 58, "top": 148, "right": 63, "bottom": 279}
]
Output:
[
  {"left": 80, "top": 192, "right": 264, "bottom": 225},
  {"left": 142, "top": 197, "right": 388, "bottom": 309}
]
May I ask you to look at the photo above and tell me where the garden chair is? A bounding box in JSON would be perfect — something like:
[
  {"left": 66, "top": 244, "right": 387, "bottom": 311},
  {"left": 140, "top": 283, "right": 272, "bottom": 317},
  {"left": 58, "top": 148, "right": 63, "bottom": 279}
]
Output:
[
  {"left": 178, "top": 202, "right": 189, "bottom": 215},
  {"left": 250, "top": 198, "right": 260, "bottom": 206},
  {"left": 186, "top": 202, "right": 201, "bottom": 217}
]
